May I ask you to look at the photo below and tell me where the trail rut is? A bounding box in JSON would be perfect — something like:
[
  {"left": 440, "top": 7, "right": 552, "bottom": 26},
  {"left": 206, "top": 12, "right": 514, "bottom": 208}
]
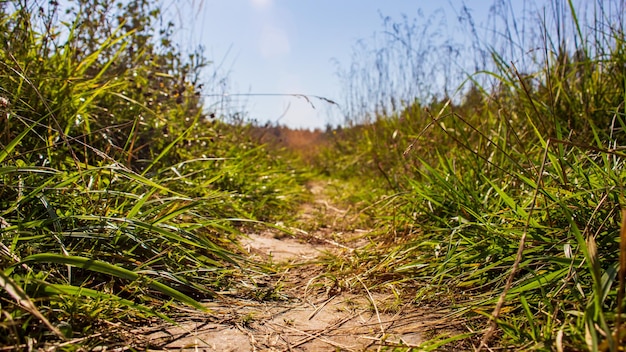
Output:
[{"left": 132, "top": 180, "right": 461, "bottom": 351}]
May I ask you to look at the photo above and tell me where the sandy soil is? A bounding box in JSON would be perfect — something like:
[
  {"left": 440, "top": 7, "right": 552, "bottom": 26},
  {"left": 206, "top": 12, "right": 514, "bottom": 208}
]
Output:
[{"left": 132, "top": 180, "right": 462, "bottom": 351}]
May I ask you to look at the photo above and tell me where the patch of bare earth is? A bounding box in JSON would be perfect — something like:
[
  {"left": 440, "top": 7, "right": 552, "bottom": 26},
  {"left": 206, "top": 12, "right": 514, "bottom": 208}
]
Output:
[{"left": 133, "top": 180, "right": 461, "bottom": 351}]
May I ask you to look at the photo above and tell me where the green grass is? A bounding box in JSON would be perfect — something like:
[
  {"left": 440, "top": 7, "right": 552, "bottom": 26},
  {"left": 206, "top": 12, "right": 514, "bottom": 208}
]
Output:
[
  {"left": 0, "top": 1, "right": 309, "bottom": 348},
  {"left": 315, "top": 0, "right": 626, "bottom": 350},
  {"left": 2, "top": 0, "right": 626, "bottom": 350}
]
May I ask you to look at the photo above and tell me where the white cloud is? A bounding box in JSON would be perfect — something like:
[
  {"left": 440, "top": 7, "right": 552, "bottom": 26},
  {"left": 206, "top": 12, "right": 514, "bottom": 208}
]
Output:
[
  {"left": 250, "top": 0, "right": 272, "bottom": 10},
  {"left": 259, "top": 24, "right": 290, "bottom": 58}
]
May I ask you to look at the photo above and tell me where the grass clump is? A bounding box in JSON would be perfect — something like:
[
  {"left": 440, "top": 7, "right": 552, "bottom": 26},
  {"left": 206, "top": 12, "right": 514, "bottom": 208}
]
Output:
[
  {"left": 318, "top": 0, "right": 626, "bottom": 350},
  {"left": 2, "top": 0, "right": 625, "bottom": 350},
  {"left": 0, "top": 0, "right": 307, "bottom": 348}
]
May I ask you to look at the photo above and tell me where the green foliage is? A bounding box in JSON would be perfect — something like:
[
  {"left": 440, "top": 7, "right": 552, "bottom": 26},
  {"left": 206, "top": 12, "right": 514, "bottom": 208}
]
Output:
[
  {"left": 0, "top": 0, "right": 308, "bottom": 347},
  {"left": 2, "top": 0, "right": 625, "bottom": 350},
  {"left": 318, "top": 0, "right": 626, "bottom": 350},
  {"left": 0, "top": 0, "right": 208, "bottom": 170}
]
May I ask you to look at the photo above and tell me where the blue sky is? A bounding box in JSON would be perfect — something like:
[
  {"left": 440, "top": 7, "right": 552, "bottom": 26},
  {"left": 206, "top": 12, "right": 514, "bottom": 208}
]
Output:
[{"left": 174, "top": 1, "right": 530, "bottom": 129}]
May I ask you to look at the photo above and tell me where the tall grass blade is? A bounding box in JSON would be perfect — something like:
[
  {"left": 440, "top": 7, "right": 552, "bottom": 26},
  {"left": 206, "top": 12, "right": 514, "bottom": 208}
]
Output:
[
  {"left": 615, "top": 208, "right": 626, "bottom": 346},
  {"left": 140, "top": 115, "right": 198, "bottom": 176},
  {"left": 0, "top": 271, "right": 65, "bottom": 339},
  {"left": 18, "top": 254, "right": 209, "bottom": 312},
  {"left": 0, "top": 119, "right": 36, "bottom": 164},
  {"left": 40, "top": 283, "right": 172, "bottom": 322}
]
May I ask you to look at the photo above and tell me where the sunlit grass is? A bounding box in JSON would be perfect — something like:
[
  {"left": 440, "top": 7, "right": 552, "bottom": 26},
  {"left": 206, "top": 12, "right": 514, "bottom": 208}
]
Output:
[
  {"left": 0, "top": 1, "right": 309, "bottom": 347},
  {"left": 2, "top": 0, "right": 626, "bottom": 350},
  {"left": 316, "top": 0, "right": 626, "bottom": 350}
]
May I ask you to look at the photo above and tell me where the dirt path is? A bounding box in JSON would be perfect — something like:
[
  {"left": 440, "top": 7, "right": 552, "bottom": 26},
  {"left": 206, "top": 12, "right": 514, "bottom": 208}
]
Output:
[{"left": 133, "top": 180, "right": 458, "bottom": 351}]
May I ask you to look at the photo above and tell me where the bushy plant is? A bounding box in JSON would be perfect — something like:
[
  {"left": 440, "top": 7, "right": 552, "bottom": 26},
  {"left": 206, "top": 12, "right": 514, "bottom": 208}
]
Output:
[
  {"left": 320, "top": 0, "right": 626, "bottom": 350},
  {"left": 0, "top": 0, "right": 307, "bottom": 347}
]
